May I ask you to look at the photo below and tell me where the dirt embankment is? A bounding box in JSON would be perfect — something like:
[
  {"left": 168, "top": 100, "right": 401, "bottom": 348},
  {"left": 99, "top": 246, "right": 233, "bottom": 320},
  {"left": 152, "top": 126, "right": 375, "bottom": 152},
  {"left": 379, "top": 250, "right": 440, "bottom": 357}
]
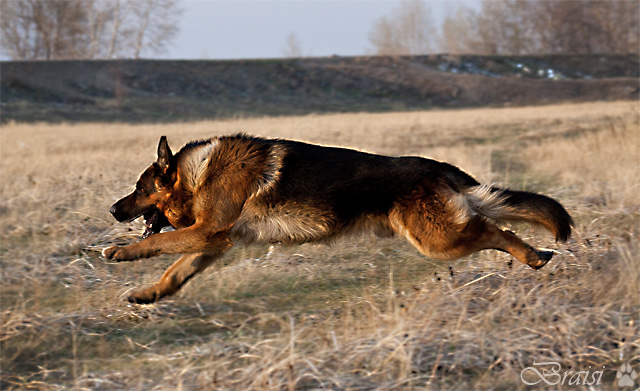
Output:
[{"left": 1, "top": 54, "right": 638, "bottom": 123}]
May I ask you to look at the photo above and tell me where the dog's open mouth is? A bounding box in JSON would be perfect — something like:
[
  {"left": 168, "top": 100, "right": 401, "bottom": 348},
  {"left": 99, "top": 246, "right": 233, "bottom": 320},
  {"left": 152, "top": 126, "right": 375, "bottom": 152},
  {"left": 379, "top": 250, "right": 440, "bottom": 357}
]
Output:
[{"left": 141, "top": 209, "right": 170, "bottom": 239}]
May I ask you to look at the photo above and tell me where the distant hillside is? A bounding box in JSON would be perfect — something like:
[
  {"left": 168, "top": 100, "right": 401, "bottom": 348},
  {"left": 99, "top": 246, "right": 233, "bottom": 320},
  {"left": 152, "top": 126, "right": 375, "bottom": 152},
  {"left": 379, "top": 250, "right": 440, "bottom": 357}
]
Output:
[{"left": 1, "top": 54, "right": 637, "bottom": 123}]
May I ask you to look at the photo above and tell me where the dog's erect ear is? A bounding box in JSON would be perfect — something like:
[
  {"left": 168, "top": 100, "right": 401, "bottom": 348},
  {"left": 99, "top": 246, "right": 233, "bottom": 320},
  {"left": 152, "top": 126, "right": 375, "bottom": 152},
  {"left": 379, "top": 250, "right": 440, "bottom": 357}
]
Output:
[{"left": 156, "top": 136, "right": 173, "bottom": 170}]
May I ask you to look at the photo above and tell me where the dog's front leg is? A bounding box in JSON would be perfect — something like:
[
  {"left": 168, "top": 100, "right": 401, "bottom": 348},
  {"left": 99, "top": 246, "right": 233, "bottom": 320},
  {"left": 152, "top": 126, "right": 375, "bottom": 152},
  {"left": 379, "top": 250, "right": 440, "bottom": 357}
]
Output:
[
  {"left": 102, "top": 241, "right": 158, "bottom": 261},
  {"left": 127, "top": 248, "right": 231, "bottom": 304},
  {"left": 103, "top": 223, "right": 231, "bottom": 261}
]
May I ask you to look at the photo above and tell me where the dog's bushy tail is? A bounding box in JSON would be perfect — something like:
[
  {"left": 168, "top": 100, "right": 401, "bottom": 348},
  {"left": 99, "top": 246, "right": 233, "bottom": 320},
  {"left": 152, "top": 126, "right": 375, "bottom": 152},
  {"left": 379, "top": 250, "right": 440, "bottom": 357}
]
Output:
[{"left": 451, "top": 185, "right": 574, "bottom": 242}]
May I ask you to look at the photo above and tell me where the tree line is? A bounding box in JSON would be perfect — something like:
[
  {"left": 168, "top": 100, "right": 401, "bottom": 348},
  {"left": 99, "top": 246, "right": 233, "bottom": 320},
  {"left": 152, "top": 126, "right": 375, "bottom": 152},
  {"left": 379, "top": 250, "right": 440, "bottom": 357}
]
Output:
[
  {"left": 370, "top": 0, "right": 639, "bottom": 56},
  {"left": 0, "top": 0, "right": 180, "bottom": 60},
  {"left": 1, "top": 0, "right": 638, "bottom": 61}
]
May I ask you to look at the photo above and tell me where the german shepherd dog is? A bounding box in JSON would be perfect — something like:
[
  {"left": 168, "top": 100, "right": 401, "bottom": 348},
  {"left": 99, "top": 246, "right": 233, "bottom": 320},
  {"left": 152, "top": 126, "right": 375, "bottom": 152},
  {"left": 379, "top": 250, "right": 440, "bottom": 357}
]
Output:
[{"left": 104, "top": 134, "right": 573, "bottom": 304}]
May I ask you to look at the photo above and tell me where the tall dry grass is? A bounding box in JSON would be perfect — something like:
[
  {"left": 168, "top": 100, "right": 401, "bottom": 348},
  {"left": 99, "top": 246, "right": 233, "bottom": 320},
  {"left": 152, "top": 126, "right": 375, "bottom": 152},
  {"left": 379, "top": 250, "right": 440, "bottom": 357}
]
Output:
[{"left": 1, "top": 100, "right": 638, "bottom": 390}]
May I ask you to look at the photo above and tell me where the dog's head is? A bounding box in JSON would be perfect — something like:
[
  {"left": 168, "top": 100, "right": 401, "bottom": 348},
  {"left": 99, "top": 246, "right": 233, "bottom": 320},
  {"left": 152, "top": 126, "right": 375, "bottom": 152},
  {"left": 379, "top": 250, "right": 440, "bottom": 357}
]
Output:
[{"left": 109, "top": 136, "right": 175, "bottom": 238}]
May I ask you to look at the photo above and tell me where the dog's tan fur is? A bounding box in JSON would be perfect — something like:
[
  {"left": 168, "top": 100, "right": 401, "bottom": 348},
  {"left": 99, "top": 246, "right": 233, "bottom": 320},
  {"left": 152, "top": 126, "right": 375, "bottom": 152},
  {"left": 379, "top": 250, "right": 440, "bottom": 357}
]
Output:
[{"left": 104, "top": 134, "right": 573, "bottom": 304}]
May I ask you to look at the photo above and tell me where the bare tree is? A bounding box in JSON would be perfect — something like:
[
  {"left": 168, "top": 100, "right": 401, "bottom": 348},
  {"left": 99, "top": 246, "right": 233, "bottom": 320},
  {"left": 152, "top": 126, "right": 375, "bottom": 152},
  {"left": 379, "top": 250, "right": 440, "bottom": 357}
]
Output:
[
  {"left": 105, "top": 0, "right": 130, "bottom": 59},
  {"left": 131, "top": 0, "right": 180, "bottom": 59},
  {"left": 0, "top": 0, "right": 181, "bottom": 60},
  {"left": 368, "top": 16, "right": 400, "bottom": 55},
  {"left": 440, "top": 0, "right": 537, "bottom": 55},
  {"left": 437, "top": 0, "right": 639, "bottom": 55},
  {"left": 368, "top": 0, "right": 436, "bottom": 55},
  {"left": 0, "top": 0, "right": 86, "bottom": 60},
  {"left": 438, "top": 6, "right": 477, "bottom": 55},
  {"left": 0, "top": 1, "right": 33, "bottom": 59},
  {"left": 282, "top": 32, "right": 303, "bottom": 58},
  {"left": 536, "top": 0, "right": 639, "bottom": 55}
]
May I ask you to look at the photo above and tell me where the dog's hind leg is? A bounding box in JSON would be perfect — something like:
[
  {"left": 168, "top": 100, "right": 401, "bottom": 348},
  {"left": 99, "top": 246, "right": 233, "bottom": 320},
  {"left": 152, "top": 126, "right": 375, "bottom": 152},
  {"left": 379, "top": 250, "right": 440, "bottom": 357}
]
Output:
[
  {"left": 461, "top": 221, "right": 555, "bottom": 269},
  {"left": 391, "top": 199, "right": 555, "bottom": 269},
  {"left": 127, "top": 243, "right": 232, "bottom": 304},
  {"left": 492, "top": 228, "right": 555, "bottom": 269}
]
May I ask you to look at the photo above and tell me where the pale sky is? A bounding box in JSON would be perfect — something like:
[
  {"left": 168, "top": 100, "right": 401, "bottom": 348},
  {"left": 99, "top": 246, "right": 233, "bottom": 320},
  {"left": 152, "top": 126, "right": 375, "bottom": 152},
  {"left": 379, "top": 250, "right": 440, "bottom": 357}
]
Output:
[{"left": 165, "top": 0, "right": 481, "bottom": 60}]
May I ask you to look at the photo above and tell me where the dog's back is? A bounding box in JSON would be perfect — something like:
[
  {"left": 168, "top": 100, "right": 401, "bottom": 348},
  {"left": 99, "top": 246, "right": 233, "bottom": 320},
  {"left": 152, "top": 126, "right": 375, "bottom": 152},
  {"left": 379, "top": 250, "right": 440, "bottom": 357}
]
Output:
[{"left": 227, "top": 137, "right": 480, "bottom": 245}]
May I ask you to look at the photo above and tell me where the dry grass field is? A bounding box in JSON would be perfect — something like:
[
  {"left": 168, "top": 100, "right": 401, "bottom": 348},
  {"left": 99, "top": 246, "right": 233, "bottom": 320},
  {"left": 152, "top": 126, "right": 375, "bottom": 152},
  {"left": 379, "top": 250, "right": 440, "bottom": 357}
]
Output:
[{"left": 1, "top": 101, "right": 639, "bottom": 390}]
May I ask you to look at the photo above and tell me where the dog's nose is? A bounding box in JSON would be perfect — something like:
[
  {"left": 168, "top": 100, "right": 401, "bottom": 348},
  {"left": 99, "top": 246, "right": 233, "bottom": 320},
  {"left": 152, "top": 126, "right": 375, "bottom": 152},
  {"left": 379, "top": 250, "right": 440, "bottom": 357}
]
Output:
[{"left": 109, "top": 205, "right": 117, "bottom": 216}]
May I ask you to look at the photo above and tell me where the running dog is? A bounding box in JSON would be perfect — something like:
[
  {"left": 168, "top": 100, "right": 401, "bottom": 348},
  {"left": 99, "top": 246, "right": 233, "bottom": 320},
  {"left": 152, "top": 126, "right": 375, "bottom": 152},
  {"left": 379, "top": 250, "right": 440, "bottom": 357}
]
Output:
[{"left": 103, "top": 134, "right": 573, "bottom": 303}]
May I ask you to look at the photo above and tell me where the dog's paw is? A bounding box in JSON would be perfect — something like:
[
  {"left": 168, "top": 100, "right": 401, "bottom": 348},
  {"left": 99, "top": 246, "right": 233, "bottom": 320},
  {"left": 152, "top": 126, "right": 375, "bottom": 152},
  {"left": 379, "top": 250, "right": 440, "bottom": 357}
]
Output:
[
  {"left": 127, "top": 288, "right": 159, "bottom": 304},
  {"left": 527, "top": 249, "right": 555, "bottom": 270},
  {"left": 102, "top": 245, "right": 134, "bottom": 261}
]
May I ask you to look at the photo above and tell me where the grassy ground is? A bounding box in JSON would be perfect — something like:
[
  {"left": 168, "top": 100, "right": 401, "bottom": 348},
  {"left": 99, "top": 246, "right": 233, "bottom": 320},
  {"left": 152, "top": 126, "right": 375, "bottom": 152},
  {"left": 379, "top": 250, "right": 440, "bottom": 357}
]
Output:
[{"left": 1, "top": 101, "right": 639, "bottom": 390}]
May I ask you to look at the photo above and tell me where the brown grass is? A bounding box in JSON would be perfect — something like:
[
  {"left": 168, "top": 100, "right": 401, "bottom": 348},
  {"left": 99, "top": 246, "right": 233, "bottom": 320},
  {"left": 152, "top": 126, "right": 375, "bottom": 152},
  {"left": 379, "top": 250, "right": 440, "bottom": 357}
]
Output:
[{"left": 1, "top": 100, "right": 639, "bottom": 390}]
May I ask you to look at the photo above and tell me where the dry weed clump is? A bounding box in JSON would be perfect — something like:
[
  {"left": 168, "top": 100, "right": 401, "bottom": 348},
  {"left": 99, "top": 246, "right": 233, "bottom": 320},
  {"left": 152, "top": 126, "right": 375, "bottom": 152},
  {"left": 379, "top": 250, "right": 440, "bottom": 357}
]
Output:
[{"left": 1, "top": 101, "right": 638, "bottom": 390}]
